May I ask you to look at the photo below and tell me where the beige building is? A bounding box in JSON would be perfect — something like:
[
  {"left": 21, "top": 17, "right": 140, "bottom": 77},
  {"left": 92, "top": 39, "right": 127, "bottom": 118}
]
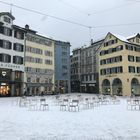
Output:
[
  {"left": 24, "top": 25, "right": 55, "bottom": 95},
  {"left": 99, "top": 32, "right": 140, "bottom": 96}
]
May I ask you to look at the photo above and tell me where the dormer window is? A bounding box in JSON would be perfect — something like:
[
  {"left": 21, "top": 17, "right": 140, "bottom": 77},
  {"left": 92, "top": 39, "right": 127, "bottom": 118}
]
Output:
[{"left": 4, "top": 16, "right": 11, "bottom": 23}]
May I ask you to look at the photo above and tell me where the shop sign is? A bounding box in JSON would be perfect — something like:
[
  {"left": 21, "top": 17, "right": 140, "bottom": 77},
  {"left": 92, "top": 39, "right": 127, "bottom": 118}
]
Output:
[{"left": 0, "top": 62, "right": 24, "bottom": 71}]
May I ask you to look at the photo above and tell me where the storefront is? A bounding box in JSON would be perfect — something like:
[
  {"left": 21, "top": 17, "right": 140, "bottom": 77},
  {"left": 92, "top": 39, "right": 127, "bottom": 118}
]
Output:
[{"left": 0, "top": 68, "right": 24, "bottom": 96}]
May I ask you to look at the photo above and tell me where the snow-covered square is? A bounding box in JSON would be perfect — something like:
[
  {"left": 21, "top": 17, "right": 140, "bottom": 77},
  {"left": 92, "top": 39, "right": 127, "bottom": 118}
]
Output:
[{"left": 0, "top": 94, "right": 140, "bottom": 140}]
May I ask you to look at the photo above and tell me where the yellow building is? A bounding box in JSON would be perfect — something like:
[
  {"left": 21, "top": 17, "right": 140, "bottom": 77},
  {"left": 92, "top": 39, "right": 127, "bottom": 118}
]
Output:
[
  {"left": 24, "top": 25, "right": 54, "bottom": 95},
  {"left": 99, "top": 32, "right": 140, "bottom": 96}
]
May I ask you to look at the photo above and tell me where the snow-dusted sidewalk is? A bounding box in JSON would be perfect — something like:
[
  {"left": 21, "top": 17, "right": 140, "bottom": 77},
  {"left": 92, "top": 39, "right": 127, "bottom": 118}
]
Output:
[{"left": 0, "top": 94, "right": 140, "bottom": 140}]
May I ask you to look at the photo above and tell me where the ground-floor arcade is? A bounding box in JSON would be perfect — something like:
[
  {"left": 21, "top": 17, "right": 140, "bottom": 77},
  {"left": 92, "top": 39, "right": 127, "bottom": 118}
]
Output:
[{"left": 100, "top": 75, "right": 140, "bottom": 96}]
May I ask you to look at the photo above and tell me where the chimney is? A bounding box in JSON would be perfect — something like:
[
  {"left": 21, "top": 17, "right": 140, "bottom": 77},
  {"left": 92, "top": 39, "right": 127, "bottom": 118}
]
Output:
[
  {"left": 90, "top": 39, "right": 93, "bottom": 45},
  {"left": 25, "top": 24, "right": 29, "bottom": 29}
]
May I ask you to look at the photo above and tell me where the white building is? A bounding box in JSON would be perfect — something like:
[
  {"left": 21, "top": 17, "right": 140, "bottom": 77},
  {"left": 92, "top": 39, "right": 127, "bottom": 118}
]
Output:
[{"left": 0, "top": 12, "right": 25, "bottom": 96}]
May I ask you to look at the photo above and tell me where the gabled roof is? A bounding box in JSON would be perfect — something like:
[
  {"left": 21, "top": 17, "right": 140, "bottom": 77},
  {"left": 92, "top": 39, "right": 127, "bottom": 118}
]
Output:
[
  {"left": 96, "top": 32, "right": 140, "bottom": 53},
  {"left": 0, "top": 12, "right": 15, "bottom": 20},
  {"left": 127, "top": 33, "right": 140, "bottom": 39}
]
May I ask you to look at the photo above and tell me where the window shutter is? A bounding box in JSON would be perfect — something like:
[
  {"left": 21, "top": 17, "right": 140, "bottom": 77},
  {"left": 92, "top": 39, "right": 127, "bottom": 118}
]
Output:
[
  {"left": 14, "top": 31, "right": 17, "bottom": 37},
  {"left": 0, "top": 40, "right": 3, "bottom": 47},
  {"left": 0, "top": 26, "right": 4, "bottom": 34},
  {"left": 10, "top": 29, "right": 12, "bottom": 36},
  {"left": 13, "top": 43, "right": 16, "bottom": 50},
  {"left": 13, "top": 56, "right": 15, "bottom": 63},
  {"left": 9, "top": 42, "right": 12, "bottom": 49},
  {"left": 21, "top": 45, "right": 24, "bottom": 52},
  {"left": 21, "top": 32, "right": 24, "bottom": 39},
  {"left": 21, "top": 58, "right": 23, "bottom": 64},
  {"left": 8, "top": 55, "right": 11, "bottom": 63}
]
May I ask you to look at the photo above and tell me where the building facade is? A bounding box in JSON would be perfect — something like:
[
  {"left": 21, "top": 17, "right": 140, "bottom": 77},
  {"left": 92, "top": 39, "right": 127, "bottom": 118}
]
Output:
[
  {"left": 54, "top": 40, "right": 71, "bottom": 93},
  {"left": 80, "top": 39, "right": 104, "bottom": 93},
  {"left": 99, "top": 32, "right": 140, "bottom": 96},
  {"left": 0, "top": 12, "right": 25, "bottom": 96},
  {"left": 70, "top": 48, "right": 81, "bottom": 92},
  {"left": 24, "top": 25, "right": 55, "bottom": 95}
]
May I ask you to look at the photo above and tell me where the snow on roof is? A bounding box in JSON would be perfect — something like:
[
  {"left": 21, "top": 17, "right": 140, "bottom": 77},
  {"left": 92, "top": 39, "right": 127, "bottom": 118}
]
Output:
[
  {"left": 127, "top": 33, "right": 137, "bottom": 39},
  {"left": 111, "top": 33, "right": 130, "bottom": 43},
  {"left": 37, "top": 32, "right": 53, "bottom": 40}
]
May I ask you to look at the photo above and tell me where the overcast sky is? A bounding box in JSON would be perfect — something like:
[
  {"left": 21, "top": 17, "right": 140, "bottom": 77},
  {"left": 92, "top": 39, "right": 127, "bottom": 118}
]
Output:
[{"left": 0, "top": 0, "right": 140, "bottom": 50}]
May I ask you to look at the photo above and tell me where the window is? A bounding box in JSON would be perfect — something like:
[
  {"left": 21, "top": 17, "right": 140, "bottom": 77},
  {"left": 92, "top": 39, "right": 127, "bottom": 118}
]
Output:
[
  {"left": 116, "top": 45, "right": 123, "bottom": 51},
  {"left": 100, "top": 51, "right": 105, "bottom": 56},
  {"left": 36, "top": 48, "right": 42, "bottom": 54},
  {"left": 106, "top": 58, "right": 111, "bottom": 64},
  {"left": 62, "top": 46, "right": 67, "bottom": 50},
  {"left": 13, "top": 43, "right": 23, "bottom": 52},
  {"left": 89, "top": 75, "right": 92, "bottom": 81},
  {"left": 62, "top": 65, "right": 68, "bottom": 73},
  {"left": 100, "top": 56, "right": 122, "bottom": 65},
  {"left": 26, "top": 34, "right": 52, "bottom": 46},
  {"left": 0, "top": 26, "right": 12, "bottom": 36},
  {"left": 4, "top": 27, "right": 12, "bottom": 36},
  {"left": 62, "top": 52, "right": 67, "bottom": 56},
  {"left": 137, "top": 67, "right": 140, "bottom": 73},
  {"left": 36, "top": 78, "right": 40, "bottom": 83},
  {"left": 13, "top": 56, "right": 23, "bottom": 65},
  {"left": 36, "top": 68, "right": 40, "bottom": 73},
  {"left": 15, "top": 71, "right": 22, "bottom": 79},
  {"left": 0, "top": 54, "right": 11, "bottom": 63},
  {"left": 117, "top": 67, "right": 123, "bottom": 73},
  {"left": 111, "top": 67, "right": 117, "bottom": 74},
  {"left": 136, "top": 57, "right": 140, "bottom": 62},
  {"left": 125, "top": 45, "right": 133, "bottom": 51},
  {"left": 112, "top": 48, "right": 116, "bottom": 53},
  {"left": 105, "top": 50, "right": 108, "bottom": 54},
  {"left": 100, "top": 46, "right": 123, "bottom": 56},
  {"left": 115, "top": 56, "right": 122, "bottom": 62},
  {"left": 14, "top": 30, "right": 24, "bottom": 39},
  {"left": 86, "top": 75, "right": 88, "bottom": 81},
  {"left": 62, "top": 58, "right": 67, "bottom": 64},
  {"left": 100, "top": 66, "right": 123, "bottom": 75},
  {"left": 4, "top": 16, "right": 11, "bottom": 23},
  {"left": 136, "top": 38, "right": 139, "bottom": 43},
  {"left": 128, "top": 55, "right": 134, "bottom": 62},
  {"left": 128, "top": 66, "right": 135, "bottom": 73},
  {"left": 106, "top": 68, "right": 110, "bottom": 74},
  {"left": 35, "top": 58, "right": 42, "bottom": 64},
  {"left": 27, "top": 77, "right": 31, "bottom": 82},
  {"left": 134, "top": 47, "right": 140, "bottom": 52},
  {"left": 45, "top": 50, "right": 52, "bottom": 56},
  {"left": 0, "top": 40, "right": 11, "bottom": 49},
  {"left": 100, "top": 69, "right": 106, "bottom": 75},
  {"left": 49, "top": 79, "right": 52, "bottom": 83},
  {"left": 45, "top": 59, "right": 53, "bottom": 65},
  {"left": 104, "top": 39, "right": 118, "bottom": 47},
  {"left": 26, "top": 46, "right": 42, "bottom": 54},
  {"left": 100, "top": 59, "right": 106, "bottom": 65}
]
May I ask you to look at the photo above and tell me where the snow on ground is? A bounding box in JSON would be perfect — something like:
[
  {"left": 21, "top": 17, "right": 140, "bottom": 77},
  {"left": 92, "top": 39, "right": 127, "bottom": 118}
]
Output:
[{"left": 0, "top": 93, "right": 140, "bottom": 140}]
